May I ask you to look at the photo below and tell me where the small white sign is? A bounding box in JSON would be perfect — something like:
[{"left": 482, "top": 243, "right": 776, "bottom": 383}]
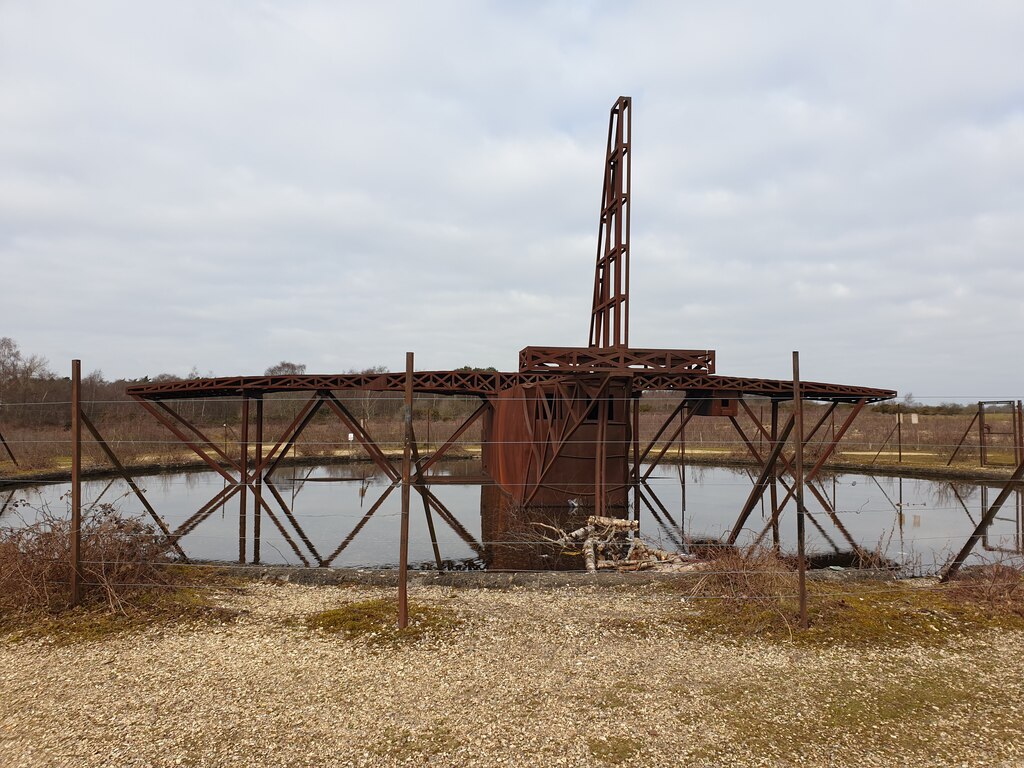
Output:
[
  {"left": 348, "top": 433, "right": 355, "bottom": 442},
  {"left": 911, "top": 413, "right": 919, "bottom": 425}
]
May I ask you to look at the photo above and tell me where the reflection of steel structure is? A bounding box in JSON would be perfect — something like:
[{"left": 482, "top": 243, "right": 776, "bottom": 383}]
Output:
[{"left": 112, "top": 96, "right": 899, "bottom": 567}]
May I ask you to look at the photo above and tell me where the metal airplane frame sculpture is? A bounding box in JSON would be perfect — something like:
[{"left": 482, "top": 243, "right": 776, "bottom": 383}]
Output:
[{"left": 111, "top": 96, "right": 898, "bottom": 570}]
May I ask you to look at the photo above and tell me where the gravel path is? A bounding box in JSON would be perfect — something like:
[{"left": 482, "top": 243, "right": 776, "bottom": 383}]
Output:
[{"left": 2, "top": 582, "right": 1023, "bottom": 768}]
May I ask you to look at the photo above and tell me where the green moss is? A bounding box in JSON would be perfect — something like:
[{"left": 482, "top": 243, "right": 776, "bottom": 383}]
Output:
[
  {"left": 304, "top": 597, "right": 459, "bottom": 646},
  {"left": 588, "top": 736, "right": 642, "bottom": 765},
  {"left": 0, "top": 585, "right": 239, "bottom": 646}
]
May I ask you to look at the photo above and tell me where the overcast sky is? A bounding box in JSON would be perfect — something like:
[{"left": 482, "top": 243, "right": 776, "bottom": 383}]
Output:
[{"left": 2, "top": 1, "right": 1023, "bottom": 401}]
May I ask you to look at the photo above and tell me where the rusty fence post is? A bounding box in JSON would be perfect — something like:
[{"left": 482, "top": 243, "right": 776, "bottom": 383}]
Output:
[
  {"left": 792, "top": 352, "right": 808, "bottom": 630},
  {"left": 897, "top": 410, "right": 902, "bottom": 464},
  {"left": 398, "top": 352, "right": 414, "bottom": 629},
  {"left": 238, "top": 395, "right": 249, "bottom": 564},
  {"left": 70, "top": 359, "right": 83, "bottom": 607},
  {"left": 253, "top": 394, "right": 264, "bottom": 564}
]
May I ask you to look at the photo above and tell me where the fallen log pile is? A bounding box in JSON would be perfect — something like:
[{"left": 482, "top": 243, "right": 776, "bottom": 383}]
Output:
[{"left": 534, "top": 516, "right": 708, "bottom": 574}]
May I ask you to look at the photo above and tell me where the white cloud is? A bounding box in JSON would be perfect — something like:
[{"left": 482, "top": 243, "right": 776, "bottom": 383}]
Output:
[{"left": 2, "top": 1, "right": 1024, "bottom": 400}]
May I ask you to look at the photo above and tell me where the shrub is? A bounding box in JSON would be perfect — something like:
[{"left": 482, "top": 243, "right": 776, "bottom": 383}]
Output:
[{"left": 0, "top": 500, "right": 177, "bottom": 614}]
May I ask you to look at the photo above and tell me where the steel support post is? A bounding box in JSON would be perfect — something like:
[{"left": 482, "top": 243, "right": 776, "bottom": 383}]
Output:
[
  {"left": 770, "top": 400, "right": 781, "bottom": 549},
  {"left": 897, "top": 410, "right": 902, "bottom": 464},
  {"left": 410, "top": 427, "right": 443, "bottom": 570},
  {"left": 398, "top": 352, "right": 413, "bottom": 629},
  {"left": 793, "top": 352, "right": 808, "bottom": 630},
  {"left": 679, "top": 404, "right": 687, "bottom": 536},
  {"left": 238, "top": 396, "right": 249, "bottom": 564},
  {"left": 595, "top": 389, "right": 608, "bottom": 517},
  {"left": 253, "top": 394, "right": 264, "bottom": 564},
  {"left": 979, "top": 402, "right": 988, "bottom": 467},
  {"left": 70, "top": 360, "right": 83, "bottom": 607},
  {"left": 632, "top": 394, "right": 641, "bottom": 526}
]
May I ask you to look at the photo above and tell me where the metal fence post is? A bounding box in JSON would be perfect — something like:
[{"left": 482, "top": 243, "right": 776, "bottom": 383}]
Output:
[
  {"left": 70, "top": 359, "right": 82, "bottom": 607},
  {"left": 398, "top": 352, "right": 414, "bottom": 629},
  {"left": 792, "top": 352, "right": 808, "bottom": 630}
]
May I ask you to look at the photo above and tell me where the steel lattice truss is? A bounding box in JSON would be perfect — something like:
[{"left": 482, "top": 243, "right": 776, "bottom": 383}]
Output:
[{"left": 113, "top": 96, "right": 902, "bottom": 568}]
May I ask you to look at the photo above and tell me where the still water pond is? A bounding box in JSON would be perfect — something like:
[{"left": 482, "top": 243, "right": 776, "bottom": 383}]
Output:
[{"left": 3, "top": 461, "right": 1022, "bottom": 574}]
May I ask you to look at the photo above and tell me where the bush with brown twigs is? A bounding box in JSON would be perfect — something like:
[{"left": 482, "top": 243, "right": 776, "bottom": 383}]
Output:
[
  {"left": 947, "top": 559, "right": 1024, "bottom": 616},
  {"left": 0, "top": 500, "right": 177, "bottom": 615}
]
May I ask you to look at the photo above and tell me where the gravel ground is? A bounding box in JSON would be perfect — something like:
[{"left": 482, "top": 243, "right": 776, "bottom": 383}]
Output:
[{"left": 2, "top": 581, "right": 1023, "bottom": 768}]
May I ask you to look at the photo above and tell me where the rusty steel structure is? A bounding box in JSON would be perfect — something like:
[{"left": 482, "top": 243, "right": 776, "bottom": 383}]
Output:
[{"left": 95, "top": 96, "right": 909, "bottom": 576}]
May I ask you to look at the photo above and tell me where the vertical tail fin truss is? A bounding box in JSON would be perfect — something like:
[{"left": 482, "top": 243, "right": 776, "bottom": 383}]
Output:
[{"left": 589, "top": 96, "right": 631, "bottom": 349}]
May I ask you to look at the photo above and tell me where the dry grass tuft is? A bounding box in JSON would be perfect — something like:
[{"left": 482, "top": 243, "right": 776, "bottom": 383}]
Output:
[
  {"left": 667, "top": 546, "right": 1024, "bottom": 646},
  {"left": 946, "top": 561, "right": 1024, "bottom": 617}
]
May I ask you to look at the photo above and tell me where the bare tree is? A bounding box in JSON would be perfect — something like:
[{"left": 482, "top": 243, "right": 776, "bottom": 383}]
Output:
[{"left": 265, "top": 361, "right": 307, "bottom": 376}]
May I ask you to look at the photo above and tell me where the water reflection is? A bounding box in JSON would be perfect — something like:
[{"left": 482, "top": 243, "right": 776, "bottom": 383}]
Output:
[{"left": 2, "top": 460, "right": 1022, "bottom": 574}]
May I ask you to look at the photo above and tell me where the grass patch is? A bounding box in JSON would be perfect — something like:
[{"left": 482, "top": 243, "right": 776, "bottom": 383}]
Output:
[
  {"left": 304, "top": 597, "right": 459, "bottom": 646},
  {"left": 588, "top": 736, "right": 642, "bottom": 765},
  {"left": 692, "top": 665, "right": 991, "bottom": 763},
  {"left": 663, "top": 549, "right": 1024, "bottom": 646},
  {"left": 0, "top": 574, "right": 241, "bottom": 645}
]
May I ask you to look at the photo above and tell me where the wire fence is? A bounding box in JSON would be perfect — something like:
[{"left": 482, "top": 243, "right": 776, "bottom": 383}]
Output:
[{"left": 1, "top": 390, "right": 1022, "bottom": 614}]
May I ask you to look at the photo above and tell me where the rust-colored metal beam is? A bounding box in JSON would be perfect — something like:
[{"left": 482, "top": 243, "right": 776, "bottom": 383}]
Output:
[
  {"left": 131, "top": 396, "right": 236, "bottom": 483},
  {"left": 80, "top": 412, "right": 185, "bottom": 559},
  {"left": 263, "top": 395, "right": 325, "bottom": 478},
  {"left": 415, "top": 400, "right": 489, "bottom": 480},
  {"left": 262, "top": 477, "right": 323, "bottom": 566},
  {"left": 589, "top": 96, "right": 631, "bottom": 349},
  {"left": 637, "top": 397, "right": 687, "bottom": 465},
  {"left": 524, "top": 377, "right": 613, "bottom": 505},
  {"left": 173, "top": 485, "right": 239, "bottom": 542},
  {"left": 521, "top": 346, "right": 713, "bottom": 373},
  {"left": 125, "top": 369, "right": 896, "bottom": 404},
  {"left": 322, "top": 479, "right": 401, "bottom": 566},
  {"left": 155, "top": 400, "right": 237, "bottom": 468},
  {"left": 805, "top": 399, "right": 865, "bottom": 480},
  {"left": 410, "top": 426, "right": 443, "bottom": 570},
  {"left": 641, "top": 407, "right": 698, "bottom": 481},
  {"left": 322, "top": 392, "right": 400, "bottom": 482},
  {"left": 725, "top": 415, "right": 795, "bottom": 545}
]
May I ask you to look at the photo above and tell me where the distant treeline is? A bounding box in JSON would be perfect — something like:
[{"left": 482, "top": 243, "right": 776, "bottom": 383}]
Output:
[{"left": 873, "top": 400, "right": 1018, "bottom": 416}]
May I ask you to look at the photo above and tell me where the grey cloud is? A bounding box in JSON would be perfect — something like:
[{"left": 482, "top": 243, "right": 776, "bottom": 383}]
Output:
[{"left": 2, "top": 1, "right": 1023, "bottom": 401}]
